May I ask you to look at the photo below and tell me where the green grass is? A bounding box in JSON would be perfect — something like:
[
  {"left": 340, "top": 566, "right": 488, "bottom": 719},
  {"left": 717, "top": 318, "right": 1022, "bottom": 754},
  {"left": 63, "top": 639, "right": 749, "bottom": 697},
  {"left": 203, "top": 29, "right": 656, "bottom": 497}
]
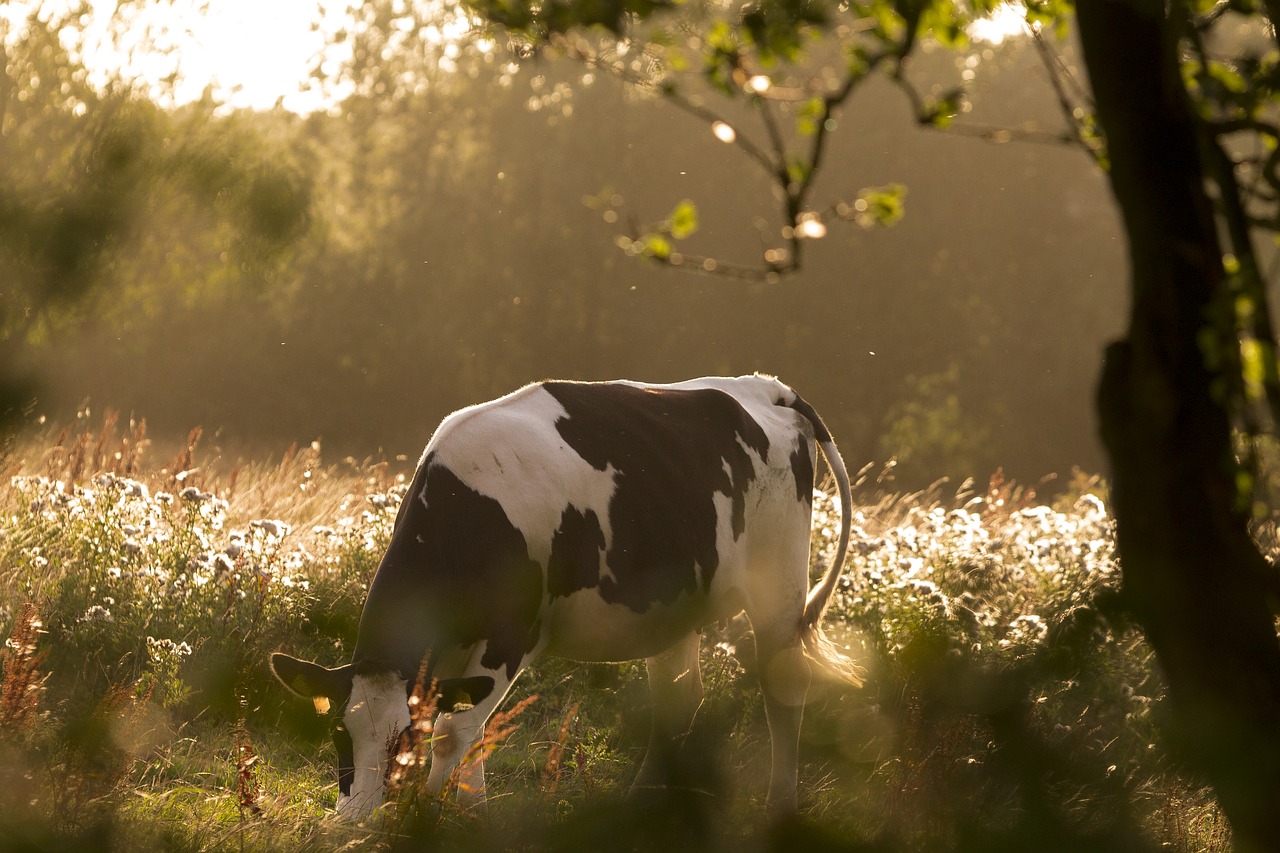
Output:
[{"left": 0, "top": 415, "right": 1230, "bottom": 851}]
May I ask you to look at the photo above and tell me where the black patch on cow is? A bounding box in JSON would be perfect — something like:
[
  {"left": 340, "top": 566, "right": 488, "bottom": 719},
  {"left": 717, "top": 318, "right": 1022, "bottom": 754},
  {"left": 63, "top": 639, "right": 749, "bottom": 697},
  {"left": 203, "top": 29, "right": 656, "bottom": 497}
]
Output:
[
  {"left": 352, "top": 456, "right": 544, "bottom": 681},
  {"left": 543, "top": 382, "right": 771, "bottom": 612},
  {"left": 547, "top": 505, "right": 607, "bottom": 598},
  {"left": 790, "top": 435, "right": 816, "bottom": 506},
  {"left": 782, "top": 389, "right": 832, "bottom": 444}
]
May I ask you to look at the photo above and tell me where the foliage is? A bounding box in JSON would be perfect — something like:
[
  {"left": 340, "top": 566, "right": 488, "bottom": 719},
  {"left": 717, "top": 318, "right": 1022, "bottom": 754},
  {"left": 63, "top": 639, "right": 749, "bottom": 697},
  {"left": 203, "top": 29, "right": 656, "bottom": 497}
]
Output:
[
  {"left": 0, "top": 0, "right": 1133, "bottom": 491},
  {"left": 0, "top": 420, "right": 1232, "bottom": 850},
  {"left": 878, "top": 363, "right": 990, "bottom": 483},
  {"left": 454, "top": 0, "right": 1088, "bottom": 283},
  {"left": 0, "top": 4, "right": 313, "bottom": 430},
  {"left": 447, "top": 0, "right": 1280, "bottom": 837},
  {"left": 2, "top": 0, "right": 1275, "bottom": 845},
  {"left": 0, "top": 415, "right": 402, "bottom": 720}
]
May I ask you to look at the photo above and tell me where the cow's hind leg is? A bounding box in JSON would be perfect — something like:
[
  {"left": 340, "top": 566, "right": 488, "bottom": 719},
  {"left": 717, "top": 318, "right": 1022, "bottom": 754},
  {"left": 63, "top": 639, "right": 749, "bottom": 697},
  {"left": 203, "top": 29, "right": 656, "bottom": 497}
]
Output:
[
  {"left": 749, "top": 603, "right": 812, "bottom": 817},
  {"left": 631, "top": 631, "right": 704, "bottom": 798}
]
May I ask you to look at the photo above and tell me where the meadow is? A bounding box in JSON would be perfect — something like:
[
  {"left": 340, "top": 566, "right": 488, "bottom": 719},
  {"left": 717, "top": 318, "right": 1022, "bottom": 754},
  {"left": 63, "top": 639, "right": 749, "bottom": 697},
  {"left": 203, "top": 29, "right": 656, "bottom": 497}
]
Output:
[{"left": 0, "top": 413, "right": 1231, "bottom": 851}]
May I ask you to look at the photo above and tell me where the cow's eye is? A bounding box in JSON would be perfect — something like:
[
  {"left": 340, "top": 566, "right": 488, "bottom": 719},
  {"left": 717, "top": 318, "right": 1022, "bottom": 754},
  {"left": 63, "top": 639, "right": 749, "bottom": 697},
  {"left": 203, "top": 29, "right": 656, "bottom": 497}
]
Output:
[{"left": 333, "top": 723, "right": 355, "bottom": 797}]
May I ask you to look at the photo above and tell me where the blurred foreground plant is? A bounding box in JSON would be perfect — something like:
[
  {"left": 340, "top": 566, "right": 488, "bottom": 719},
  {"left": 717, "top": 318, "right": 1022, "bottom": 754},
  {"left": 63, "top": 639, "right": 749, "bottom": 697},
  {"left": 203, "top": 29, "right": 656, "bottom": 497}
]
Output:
[{"left": 0, "top": 601, "right": 47, "bottom": 739}]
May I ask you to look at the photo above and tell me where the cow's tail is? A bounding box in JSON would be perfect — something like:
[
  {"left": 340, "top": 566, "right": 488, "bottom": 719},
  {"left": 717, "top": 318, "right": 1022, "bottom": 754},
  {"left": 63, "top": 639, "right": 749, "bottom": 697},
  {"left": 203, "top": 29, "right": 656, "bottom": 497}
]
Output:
[{"left": 782, "top": 388, "right": 864, "bottom": 687}]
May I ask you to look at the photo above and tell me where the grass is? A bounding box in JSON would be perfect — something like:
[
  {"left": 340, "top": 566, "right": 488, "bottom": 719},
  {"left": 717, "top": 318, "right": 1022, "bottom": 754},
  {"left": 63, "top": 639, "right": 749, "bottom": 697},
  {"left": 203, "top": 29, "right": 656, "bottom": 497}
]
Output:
[{"left": 0, "top": 413, "right": 1231, "bottom": 851}]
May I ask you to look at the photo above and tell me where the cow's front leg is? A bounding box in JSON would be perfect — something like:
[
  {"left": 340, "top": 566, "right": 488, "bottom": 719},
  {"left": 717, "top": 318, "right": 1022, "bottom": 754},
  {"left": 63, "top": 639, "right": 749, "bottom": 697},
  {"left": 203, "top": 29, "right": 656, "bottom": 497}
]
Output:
[
  {"left": 425, "top": 707, "right": 488, "bottom": 807},
  {"left": 632, "top": 631, "right": 704, "bottom": 797},
  {"left": 423, "top": 661, "right": 524, "bottom": 810}
]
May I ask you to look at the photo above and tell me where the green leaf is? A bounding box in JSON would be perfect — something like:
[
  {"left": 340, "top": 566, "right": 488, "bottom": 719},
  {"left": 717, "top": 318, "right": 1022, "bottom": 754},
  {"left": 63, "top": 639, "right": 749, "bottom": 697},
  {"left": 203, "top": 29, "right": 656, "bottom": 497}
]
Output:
[
  {"left": 703, "top": 22, "right": 743, "bottom": 97},
  {"left": 740, "top": 0, "right": 829, "bottom": 65},
  {"left": 1241, "top": 338, "right": 1269, "bottom": 401},
  {"left": 796, "top": 96, "right": 824, "bottom": 136},
  {"left": 868, "top": 0, "right": 906, "bottom": 45},
  {"left": 924, "top": 87, "right": 965, "bottom": 128},
  {"left": 786, "top": 156, "right": 813, "bottom": 187},
  {"left": 644, "top": 233, "right": 673, "bottom": 259},
  {"left": 921, "top": 2, "right": 969, "bottom": 49},
  {"left": 855, "top": 183, "right": 907, "bottom": 227},
  {"left": 668, "top": 199, "right": 699, "bottom": 240}
]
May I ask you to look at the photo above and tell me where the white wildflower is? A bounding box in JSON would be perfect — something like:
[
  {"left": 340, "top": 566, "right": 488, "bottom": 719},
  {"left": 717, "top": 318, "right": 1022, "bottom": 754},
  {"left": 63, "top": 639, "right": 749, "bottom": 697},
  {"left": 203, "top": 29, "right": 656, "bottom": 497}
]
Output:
[
  {"left": 119, "top": 478, "right": 149, "bottom": 499},
  {"left": 212, "top": 553, "right": 236, "bottom": 576},
  {"left": 81, "top": 604, "right": 113, "bottom": 623},
  {"left": 179, "top": 486, "right": 206, "bottom": 502},
  {"left": 250, "top": 518, "right": 292, "bottom": 539}
]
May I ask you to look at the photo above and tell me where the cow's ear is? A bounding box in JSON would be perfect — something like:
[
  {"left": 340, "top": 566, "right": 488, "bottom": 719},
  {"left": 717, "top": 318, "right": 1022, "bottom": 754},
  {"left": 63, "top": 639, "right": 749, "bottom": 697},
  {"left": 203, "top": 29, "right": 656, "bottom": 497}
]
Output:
[
  {"left": 270, "top": 652, "right": 354, "bottom": 711},
  {"left": 435, "top": 676, "right": 495, "bottom": 713}
]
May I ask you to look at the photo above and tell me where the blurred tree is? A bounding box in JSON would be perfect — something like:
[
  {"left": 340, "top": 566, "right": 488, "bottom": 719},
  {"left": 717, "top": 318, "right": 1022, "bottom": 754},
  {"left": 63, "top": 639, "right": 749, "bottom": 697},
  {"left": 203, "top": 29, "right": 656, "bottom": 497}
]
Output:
[
  {"left": 16, "top": 0, "right": 1116, "bottom": 482},
  {"left": 878, "top": 363, "right": 989, "bottom": 483},
  {"left": 459, "top": 0, "right": 1280, "bottom": 847},
  {"left": 0, "top": 3, "right": 312, "bottom": 432}
]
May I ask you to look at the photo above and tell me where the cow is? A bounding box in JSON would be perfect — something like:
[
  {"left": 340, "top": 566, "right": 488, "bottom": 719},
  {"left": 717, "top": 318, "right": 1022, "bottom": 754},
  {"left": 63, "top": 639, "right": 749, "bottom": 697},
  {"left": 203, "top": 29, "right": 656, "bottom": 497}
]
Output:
[{"left": 270, "top": 374, "right": 858, "bottom": 820}]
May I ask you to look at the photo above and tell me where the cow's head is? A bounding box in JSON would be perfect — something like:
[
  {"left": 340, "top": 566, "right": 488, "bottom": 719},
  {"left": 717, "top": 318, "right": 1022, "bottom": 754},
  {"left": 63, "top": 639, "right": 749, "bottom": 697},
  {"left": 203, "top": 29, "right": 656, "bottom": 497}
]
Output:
[{"left": 269, "top": 652, "right": 494, "bottom": 819}]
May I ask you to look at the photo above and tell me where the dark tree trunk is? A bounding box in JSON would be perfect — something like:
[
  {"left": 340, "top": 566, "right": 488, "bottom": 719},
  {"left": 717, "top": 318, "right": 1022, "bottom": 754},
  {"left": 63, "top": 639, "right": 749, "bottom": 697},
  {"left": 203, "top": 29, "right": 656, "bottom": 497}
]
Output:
[{"left": 1075, "top": 0, "right": 1280, "bottom": 847}]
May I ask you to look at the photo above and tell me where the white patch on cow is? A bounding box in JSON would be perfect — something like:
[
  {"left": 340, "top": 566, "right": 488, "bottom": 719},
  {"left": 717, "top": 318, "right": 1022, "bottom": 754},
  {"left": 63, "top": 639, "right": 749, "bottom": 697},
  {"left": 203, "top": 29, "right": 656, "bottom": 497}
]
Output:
[
  {"left": 420, "top": 386, "right": 618, "bottom": 569},
  {"left": 710, "top": 488, "right": 741, "bottom": 592},
  {"left": 337, "top": 671, "right": 409, "bottom": 821}
]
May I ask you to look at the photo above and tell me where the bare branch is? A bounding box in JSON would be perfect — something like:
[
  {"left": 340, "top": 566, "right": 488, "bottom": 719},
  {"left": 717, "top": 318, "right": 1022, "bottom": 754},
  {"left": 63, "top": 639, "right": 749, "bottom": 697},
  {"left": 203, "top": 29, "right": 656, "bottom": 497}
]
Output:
[
  {"left": 1195, "top": 0, "right": 1234, "bottom": 30},
  {"left": 630, "top": 249, "right": 792, "bottom": 282},
  {"left": 555, "top": 36, "right": 780, "bottom": 179},
  {"left": 1031, "top": 29, "right": 1105, "bottom": 166}
]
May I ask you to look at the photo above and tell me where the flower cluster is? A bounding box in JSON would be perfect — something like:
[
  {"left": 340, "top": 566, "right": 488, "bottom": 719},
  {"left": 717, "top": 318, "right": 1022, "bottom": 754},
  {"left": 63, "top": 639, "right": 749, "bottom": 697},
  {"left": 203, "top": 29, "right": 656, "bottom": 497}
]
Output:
[
  {"left": 814, "top": 485, "right": 1117, "bottom": 664},
  {"left": 1, "top": 463, "right": 411, "bottom": 712}
]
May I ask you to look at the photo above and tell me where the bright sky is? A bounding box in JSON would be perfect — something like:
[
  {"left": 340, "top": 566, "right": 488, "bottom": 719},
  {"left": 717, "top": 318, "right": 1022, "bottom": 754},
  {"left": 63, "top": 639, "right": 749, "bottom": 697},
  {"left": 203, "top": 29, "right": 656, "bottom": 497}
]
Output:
[
  {"left": 6, "top": 0, "right": 1028, "bottom": 115},
  {"left": 969, "top": 3, "right": 1033, "bottom": 44},
  {"left": 10, "top": 0, "right": 352, "bottom": 113}
]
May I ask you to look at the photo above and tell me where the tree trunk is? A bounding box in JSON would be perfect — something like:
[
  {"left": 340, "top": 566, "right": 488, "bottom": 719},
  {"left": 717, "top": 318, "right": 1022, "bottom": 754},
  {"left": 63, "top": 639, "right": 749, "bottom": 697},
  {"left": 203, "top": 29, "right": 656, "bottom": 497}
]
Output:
[{"left": 1075, "top": 0, "right": 1280, "bottom": 847}]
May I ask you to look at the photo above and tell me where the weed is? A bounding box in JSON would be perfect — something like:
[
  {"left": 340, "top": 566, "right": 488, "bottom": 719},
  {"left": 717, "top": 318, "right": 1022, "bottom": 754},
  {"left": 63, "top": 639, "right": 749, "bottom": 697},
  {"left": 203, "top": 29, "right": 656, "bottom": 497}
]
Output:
[
  {"left": 383, "top": 660, "right": 443, "bottom": 836},
  {"left": 235, "top": 720, "right": 265, "bottom": 820},
  {"left": 0, "top": 601, "right": 47, "bottom": 739},
  {"left": 541, "top": 700, "right": 582, "bottom": 796}
]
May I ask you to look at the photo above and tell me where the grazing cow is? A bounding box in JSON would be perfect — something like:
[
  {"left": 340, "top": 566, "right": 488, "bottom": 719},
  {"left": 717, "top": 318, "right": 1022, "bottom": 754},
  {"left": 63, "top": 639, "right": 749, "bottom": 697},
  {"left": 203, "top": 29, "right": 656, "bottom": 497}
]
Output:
[{"left": 270, "top": 374, "right": 858, "bottom": 820}]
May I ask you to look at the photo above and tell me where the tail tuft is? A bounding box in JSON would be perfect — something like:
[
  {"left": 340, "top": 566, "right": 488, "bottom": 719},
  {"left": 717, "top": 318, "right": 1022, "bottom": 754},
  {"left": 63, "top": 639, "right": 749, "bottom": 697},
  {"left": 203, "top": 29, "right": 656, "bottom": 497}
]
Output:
[{"left": 801, "top": 621, "right": 865, "bottom": 686}]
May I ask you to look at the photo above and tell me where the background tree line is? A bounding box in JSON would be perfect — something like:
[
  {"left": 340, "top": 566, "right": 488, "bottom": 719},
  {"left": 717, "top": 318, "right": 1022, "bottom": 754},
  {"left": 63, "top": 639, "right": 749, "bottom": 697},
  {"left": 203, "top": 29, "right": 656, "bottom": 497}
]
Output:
[{"left": 4, "top": 2, "right": 1124, "bottom": 488}]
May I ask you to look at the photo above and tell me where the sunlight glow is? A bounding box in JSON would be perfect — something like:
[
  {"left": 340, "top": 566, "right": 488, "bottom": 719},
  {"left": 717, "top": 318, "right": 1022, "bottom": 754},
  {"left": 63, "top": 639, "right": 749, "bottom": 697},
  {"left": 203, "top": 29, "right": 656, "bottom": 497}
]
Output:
[
  {"left": 967, "top": 3, "right": 1030, "bottom": 45},
  {"left": 13, "top": 0, "right": 354, "bottom": 113},
  {"left": 795, "top": 216, "right": 828, "bottom": 240}
]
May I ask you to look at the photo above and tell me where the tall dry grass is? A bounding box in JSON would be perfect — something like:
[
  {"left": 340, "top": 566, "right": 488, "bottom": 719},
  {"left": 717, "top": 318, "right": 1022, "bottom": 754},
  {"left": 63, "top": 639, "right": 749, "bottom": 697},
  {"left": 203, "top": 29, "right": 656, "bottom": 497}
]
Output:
[{"left": 0, "top": 414, "right": 1234, "bottom": 851}]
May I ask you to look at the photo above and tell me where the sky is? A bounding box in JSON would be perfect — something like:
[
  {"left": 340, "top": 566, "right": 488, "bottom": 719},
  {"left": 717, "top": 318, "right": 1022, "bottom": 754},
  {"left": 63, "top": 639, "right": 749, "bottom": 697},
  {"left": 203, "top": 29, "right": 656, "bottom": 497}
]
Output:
[
  {"left": 7, "top": 0, "right": 1030, "bottom": 115},
  {"left": 15, "top": 0, "right": 353, "bottom": 112}
]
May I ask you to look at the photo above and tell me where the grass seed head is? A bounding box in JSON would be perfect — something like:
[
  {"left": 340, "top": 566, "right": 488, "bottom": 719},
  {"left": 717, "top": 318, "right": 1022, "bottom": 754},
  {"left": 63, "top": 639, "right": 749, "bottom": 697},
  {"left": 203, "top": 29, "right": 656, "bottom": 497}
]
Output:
[{"left": 0, "top": 601, "right": 48, "bottom": 739}]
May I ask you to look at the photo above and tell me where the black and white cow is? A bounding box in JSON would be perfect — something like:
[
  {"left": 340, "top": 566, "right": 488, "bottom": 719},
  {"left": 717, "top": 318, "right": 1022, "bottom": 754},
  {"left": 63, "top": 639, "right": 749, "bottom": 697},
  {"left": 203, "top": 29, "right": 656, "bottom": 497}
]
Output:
[{"left": 271, "top": 374, "right": 857, "bottom": 819}]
